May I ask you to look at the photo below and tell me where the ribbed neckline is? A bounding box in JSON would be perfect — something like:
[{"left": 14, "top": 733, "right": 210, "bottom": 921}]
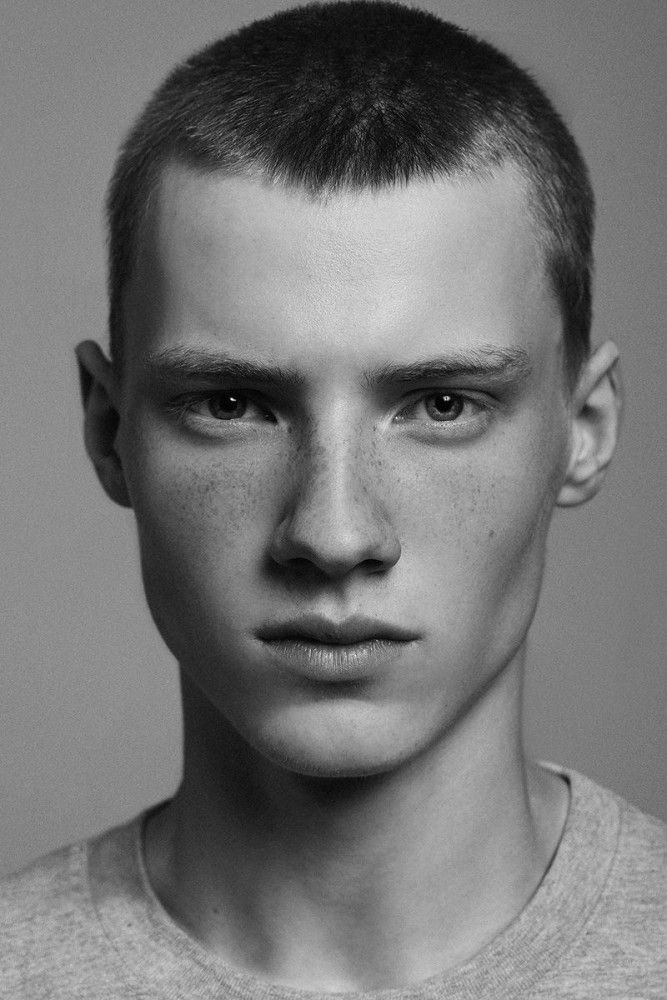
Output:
[{"left": 85, "top": 765, "right": 621, "bottom": 999}]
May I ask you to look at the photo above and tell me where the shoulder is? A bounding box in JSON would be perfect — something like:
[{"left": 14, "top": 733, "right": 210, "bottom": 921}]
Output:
[
  {"left": 601, "top": 789, "right": 667, "bottom": 935},
  {"left": 0, "top": 841, "right": 87, "bottom": 993},
  {"left": 546, "top": 763, "right": 667, "bottom": 892},
  {"left": 616, "top": 792, "right": 667, "bottom": 871},
  {"left": 1, "top": 838, "right": 90, "bottom": 944},
  {"left": 549, "top": 768, "right": 667, "bottom": 994},
  {"left": 0, "top": 816, "right": 142, "bottom": 999}
]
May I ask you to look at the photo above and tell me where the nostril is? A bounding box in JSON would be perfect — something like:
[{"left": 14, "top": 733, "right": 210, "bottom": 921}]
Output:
[
  {"left": 269, "top": 509, "right": 401, "bottom": 579},
  {"left": 361, "top": 555, "right": 398, "bottom": 576},
  {"left": 267, "top": 454, "right": 401, "bottom": 578}
]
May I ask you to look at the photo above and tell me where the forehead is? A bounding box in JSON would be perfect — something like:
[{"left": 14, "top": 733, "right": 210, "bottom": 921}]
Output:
[{"left": 123, "top": 163, "right": 559, "bottom": 370}]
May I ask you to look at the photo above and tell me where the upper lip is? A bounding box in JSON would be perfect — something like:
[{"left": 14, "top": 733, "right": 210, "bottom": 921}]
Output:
[{"left": 257, "top": 614, "right": 419, "bottom": 645}]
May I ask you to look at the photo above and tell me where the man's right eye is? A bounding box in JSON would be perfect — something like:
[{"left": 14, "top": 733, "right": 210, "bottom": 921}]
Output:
[{"left": 169, "top": 391, "right": 275, "bottom": 423}]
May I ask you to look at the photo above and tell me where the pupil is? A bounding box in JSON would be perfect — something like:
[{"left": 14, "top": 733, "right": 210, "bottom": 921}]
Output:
[
  {"left": 429, "top": 393, "right": 463, "bottom": 420},
  {"left": 209, "top": 393, "right": 245, "bottom": 418}
]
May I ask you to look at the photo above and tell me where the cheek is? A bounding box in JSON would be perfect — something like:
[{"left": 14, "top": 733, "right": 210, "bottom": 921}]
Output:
[
  {"left": 398, "top": 454, "right": 544, "bottom": 555},
  {"left": 124, "top": 434, "right": 284, "bottom": 586},
  {"left": 122, "top": 433, "right": 291, "bottom": 667},
  {"left": 397, "top": 419, "right": 567, "bottom": 614}
]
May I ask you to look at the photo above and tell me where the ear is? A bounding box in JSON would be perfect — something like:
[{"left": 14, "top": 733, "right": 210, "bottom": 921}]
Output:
[
  {"left": 557, "top": 341, "right": 622, "bottom": 507},
  {"left": 75, "top": 340, "right": 132, "bottom": 508}
]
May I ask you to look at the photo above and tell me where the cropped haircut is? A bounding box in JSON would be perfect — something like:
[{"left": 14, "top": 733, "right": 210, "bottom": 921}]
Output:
[{"left": 107, "top": 0, "right": 594, "bottom": 383}]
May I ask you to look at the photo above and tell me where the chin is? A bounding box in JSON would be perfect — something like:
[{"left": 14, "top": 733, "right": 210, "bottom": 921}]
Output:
[{"left": 245, "top": 699, "right": 428, "bottom": 780}]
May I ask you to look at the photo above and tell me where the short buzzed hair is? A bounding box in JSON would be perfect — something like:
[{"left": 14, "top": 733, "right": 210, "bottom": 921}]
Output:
[{"left": 107, "top": 0, "right": 594, "bottom": 382}]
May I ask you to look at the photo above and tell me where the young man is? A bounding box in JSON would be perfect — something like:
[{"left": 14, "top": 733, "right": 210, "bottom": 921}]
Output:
[{"left": 2, "top": 2, "right": 664, "bottom": 995}]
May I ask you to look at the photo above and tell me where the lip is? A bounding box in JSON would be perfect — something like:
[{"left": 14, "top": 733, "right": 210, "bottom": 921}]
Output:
[
  {"left": 256, "top": 615, "right": 419, "bottom": 681},
  {"left": 256, "top": 614, "right": 419, "bottom": 645}
]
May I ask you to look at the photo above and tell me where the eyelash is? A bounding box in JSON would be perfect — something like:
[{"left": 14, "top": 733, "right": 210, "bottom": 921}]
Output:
[
  {"left": 167, "top": 389, "right": 490, "bottom": 430},
  {"left": 167, "top": 391, "right": 275, "bottom": 424},
  {"left": 395, "top": 392, "right": 486, "bottom": 424}
]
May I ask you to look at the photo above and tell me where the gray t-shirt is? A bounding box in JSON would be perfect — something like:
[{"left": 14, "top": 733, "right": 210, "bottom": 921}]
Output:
[{"left": 1, "top": 766, "right": 666, "bottom": 998}]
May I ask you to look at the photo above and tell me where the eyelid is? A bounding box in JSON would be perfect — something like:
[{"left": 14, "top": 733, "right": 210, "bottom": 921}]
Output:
[
  {"left": 394, "top": 389, "right": 490, "bottom": 420},
  {"left": 167, "top": 388, "right": 276, "bottom": 423}
]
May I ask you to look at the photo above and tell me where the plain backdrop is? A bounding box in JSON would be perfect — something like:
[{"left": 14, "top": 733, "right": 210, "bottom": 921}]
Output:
[{"left": 1, "top": 0, "right": 665, "bottom": 877}]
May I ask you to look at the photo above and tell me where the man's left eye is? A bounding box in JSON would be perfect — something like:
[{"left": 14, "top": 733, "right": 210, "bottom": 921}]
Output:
[
  {"left": 397, "top": 392, "right": 478, "bottom": 422},
  {"left": 204, "top": 392, "right": 251, "bottom": 420},
  {"left": 423, "top": 393, "right": 465, "bottom": 421}
]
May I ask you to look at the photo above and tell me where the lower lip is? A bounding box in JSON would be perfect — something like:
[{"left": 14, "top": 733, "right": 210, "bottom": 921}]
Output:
[{"left": 260, "top": 638, "right": 414, "bottom": 680}]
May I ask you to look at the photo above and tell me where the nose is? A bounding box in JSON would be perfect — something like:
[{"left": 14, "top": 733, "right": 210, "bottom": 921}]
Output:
[{"left": 269, "top": 423, "right": 401, "bottom": 580}]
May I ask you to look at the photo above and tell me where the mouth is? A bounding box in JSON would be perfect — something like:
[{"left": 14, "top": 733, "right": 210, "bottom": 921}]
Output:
[
  {"left": 256, "top": 615, "right": 419, "bottom": 680},
  {"left": 256, "top": 614, "right": 419, "bottom": 646}
]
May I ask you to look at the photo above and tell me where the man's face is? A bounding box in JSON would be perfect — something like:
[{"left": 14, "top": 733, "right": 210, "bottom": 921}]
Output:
[{"left": 115, "top": 164, "right": 570, "bottom": 777}]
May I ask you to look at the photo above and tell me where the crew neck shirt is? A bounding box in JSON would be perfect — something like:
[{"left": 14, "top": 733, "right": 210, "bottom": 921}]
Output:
[{"left": 1, "top": 766, "right": 666, "bottom": 997}]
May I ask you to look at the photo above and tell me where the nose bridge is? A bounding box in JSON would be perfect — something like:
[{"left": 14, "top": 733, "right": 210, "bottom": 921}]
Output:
[
  {"left": 293, "top": 405, "right": 386, "bottom": 555},
  {"left": 300, "top": 406, "right": 369, "bottom": 512},
  {"left": 270, "top": 405, "right": 400, "bottom": 576}
]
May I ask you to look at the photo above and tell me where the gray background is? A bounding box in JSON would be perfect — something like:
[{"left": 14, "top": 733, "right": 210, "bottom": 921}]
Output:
[{"left": 2, "top": 0, "right": 665, "bottom": 878}]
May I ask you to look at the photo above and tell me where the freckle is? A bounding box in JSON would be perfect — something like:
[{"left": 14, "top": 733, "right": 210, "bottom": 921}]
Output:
[{"left": 489, "top": 528, "right": 496, "bottom": 539}]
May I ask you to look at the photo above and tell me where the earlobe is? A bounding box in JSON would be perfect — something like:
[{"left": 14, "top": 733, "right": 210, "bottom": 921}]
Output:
[
  {"left": 557, "top": 341, "right": 622, "bottom": 507},
  {"left": 75, "top": 340, "right": 132, "bottom": 509}
]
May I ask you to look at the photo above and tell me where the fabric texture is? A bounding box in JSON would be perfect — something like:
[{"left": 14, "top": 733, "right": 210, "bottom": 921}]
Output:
[{"left": 1, "top": 766, "right": 665, "bottom": 998}]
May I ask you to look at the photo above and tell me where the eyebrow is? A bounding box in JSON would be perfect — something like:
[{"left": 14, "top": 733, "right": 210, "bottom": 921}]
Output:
[
  {"left": 141, "top": 344, "right": 532, "bottom": 390},
  {"left": 141, "top": 346, "right": 305, "bottom": 390},
  {"left": 365, "top": 347, "right": 532, "bottom": 387}
]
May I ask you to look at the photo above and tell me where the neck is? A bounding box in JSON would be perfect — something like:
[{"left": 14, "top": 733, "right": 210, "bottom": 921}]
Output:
[{"left": 144, "top": 655, "right": 568, "bottom": 991}]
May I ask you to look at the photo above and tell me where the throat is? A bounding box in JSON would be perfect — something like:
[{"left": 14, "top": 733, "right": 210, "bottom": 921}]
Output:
[{"left": 142, "top": 745, "right": 569, "bottom": 992}]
